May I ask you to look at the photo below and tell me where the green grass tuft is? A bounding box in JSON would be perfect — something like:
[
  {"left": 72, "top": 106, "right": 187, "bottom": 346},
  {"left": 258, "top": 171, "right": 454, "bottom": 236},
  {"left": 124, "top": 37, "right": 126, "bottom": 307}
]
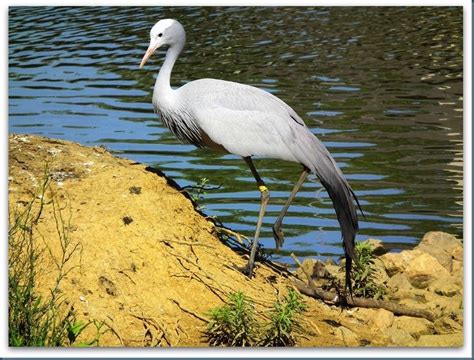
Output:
[
  {"left": 205, "top": 288, "right": 308, "bottom": 347},
  {"left": 261, "top": 287, "right": 307, "bottom": 346},
  {"left": 206, "top": 291, "right": 258, "bottom": 346},
  {"left": 350, "top": 242, "right": 386, "bottom": 299},
  {"left": 8, "top": 167, "right": 100, "bottom": 347}
]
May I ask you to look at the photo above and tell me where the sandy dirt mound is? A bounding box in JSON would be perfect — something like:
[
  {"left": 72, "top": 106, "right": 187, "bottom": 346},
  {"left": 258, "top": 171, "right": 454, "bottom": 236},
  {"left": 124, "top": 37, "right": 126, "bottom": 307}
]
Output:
[{"left": 8, "top": 134, "right": 461, "bottom": 347}]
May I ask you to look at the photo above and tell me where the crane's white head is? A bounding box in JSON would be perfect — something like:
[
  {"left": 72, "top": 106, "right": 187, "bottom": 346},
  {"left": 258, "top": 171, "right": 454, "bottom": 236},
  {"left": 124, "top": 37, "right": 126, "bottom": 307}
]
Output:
[{"left": 140, "top": 19, "right": 186, "bottom": 69}]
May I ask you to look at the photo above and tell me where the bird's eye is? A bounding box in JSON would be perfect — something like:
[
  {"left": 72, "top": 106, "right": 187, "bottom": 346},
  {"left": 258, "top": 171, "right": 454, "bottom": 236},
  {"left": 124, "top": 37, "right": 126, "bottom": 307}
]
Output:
[{"left": 158, "top": 33, "right": 163, "bottom": 37}]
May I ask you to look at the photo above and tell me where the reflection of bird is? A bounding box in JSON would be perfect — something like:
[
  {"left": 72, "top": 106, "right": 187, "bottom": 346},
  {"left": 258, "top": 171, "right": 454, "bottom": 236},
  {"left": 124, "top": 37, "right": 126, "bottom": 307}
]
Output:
[{"left": 140, "top": 19, "right": 362, "bottom": 293}]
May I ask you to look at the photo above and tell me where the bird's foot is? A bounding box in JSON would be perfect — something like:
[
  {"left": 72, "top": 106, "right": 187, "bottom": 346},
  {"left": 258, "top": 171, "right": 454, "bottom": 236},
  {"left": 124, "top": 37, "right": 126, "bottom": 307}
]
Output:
[
  {"left": 332, "top": 289, "right": 352, "bottom": 309},
  {"left": 215, "top": 226, "right": 250, "bottom": 245},
  {"left": 236, "top": 262, "right": 255, "bottom": 278},
  {"left": 337, "top": 294, "right": 351, "bottom": 310},
  {"left": 272, "top": 224, "right": 285, "bottom": 249}
]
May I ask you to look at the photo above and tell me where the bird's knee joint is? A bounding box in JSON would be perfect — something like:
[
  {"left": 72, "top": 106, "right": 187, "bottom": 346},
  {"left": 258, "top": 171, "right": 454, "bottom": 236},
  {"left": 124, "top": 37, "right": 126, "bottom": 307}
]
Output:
[{"left": 258, "top": 185, "right": 270, "bottom": 199}]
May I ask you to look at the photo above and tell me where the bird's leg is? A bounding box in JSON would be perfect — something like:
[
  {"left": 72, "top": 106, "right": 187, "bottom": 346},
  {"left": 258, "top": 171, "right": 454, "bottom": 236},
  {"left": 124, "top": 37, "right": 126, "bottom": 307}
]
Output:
[
  {"left": 239, "top": 157, "right": 270, "bottom": 277},
  {"left": 272, "top": 167, "right": 310, "bottom": 249}
]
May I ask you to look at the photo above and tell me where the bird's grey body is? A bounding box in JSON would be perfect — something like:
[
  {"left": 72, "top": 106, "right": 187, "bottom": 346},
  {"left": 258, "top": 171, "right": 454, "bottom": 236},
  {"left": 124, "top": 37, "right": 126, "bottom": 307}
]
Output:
[
  {"left": 141, "top": 19, "right": 360, "bottom": 293},
  {"left": 158, "top": 78, "right": 305, "bottom": 161}
]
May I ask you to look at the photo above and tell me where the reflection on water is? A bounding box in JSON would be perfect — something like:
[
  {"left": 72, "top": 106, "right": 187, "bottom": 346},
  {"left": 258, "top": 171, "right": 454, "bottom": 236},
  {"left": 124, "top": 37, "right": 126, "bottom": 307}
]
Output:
[{"left": 9, "top": 6, "right": 463, "bottom": 263}]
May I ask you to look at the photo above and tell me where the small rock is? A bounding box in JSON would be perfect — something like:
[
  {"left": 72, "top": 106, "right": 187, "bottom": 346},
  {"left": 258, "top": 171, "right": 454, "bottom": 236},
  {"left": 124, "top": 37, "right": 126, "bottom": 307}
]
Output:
[
  {"left": 296, "top": 259, "right": 315, "bottom": 277},
  {"left": 386, "top": 272, "right": 413, "bottom": 293},
  {"left": 98, "top": 276, "right": 118, "bottom": 296},
  {"left": 295, "top": 259, "right": 332, "bottom": 287},
  {"left": 424, "top": 292, "right": 463, "bottom": 314},
  {"left": 404, "top": 253, "right": 450, "bottom": 289},
  {"left": 324, "top": 264, "right": 344, "bottom": 282},
  {"left": 373, "top": 308, "right": 394, "bottom": 329},
  {"left": 392, "top": 288, "right": 427, "bottom": 303},
  {"left": 122, "top": 216, "right": 134, "bottom": 225},
  {"left": 348, "top": 307, "right": 377, "bottom": 325},
  {"left": 398, "top": 298, "right": 436, "bottom": 314},
  {"left": 47, "top": 147, "right": 62, "bottom": 157},
  {"left": 94, "top": 145, "right": 108, "bottom": 154},
  {"left": 379, "top": 253, "right": 401, "bottom": 277},
  {"left": 416, "top": 232, "right": 463, "bottom": 272},
  {"left": 129, "top": 186, "right": 142, "bottom": 195},
  {"left": 295, "top": 259, "right": 313, "bottom": 281},
  {"left": 380, "top": 249, "right": 423, "bottom": 277},
  {"left": 419, "top": 231, "right": 462, "bottom": 254},
  {"left": 417, "top": 333, "right": 463, "bottom": 347},
  {"left": 392, "top": 316, "right": 434, "bottom": 338},
  {"left": 428, "top": 277, "right": 460, "bottom": 297},
  {"left": 336, "top": 326, "right": 360, "bottom": 346},
  {"left": 16, "top": 135, "right": 30, "bottom": 143},
  {"left": 50, "top": 170, "right": 76, "bottom": 182},
  {"left": 434, "top": 317, "right": 463, "bottom": 334},
  {"left": 360, "top": 238, "right": 387, "bottom": 256},
  {"left": 385, "top": 328, "right": 416, "bottom": 346},
  {"left": 372, "top": 258, "right": 389, "bottom": 285},
  {"left": 312, "top": 260, "right": 329, "bottom": 278}
]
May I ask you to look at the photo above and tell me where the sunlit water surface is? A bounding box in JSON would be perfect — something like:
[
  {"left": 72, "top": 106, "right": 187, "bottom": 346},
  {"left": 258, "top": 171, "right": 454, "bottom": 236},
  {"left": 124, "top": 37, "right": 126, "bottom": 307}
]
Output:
[{"left": 9, "top": 6, "right": 463, "bottom": 264}]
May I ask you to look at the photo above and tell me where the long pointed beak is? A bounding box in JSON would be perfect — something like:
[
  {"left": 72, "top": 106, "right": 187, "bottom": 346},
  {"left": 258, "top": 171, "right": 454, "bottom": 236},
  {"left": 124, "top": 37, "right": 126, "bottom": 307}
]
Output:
[{"left": 140, "top": 44, "right": 158, "bottom": 69}]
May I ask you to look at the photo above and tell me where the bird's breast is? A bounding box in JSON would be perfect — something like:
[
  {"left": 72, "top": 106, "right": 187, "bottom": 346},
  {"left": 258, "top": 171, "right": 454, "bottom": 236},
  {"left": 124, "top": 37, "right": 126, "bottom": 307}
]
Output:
[{"left": 155, "top": 107, "right": 205, "bottom": 148}]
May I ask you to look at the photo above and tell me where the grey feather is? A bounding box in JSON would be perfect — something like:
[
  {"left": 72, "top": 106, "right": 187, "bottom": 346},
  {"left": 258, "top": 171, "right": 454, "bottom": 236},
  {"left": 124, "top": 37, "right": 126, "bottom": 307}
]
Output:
[
  {"left": 156, "top": 107, "right": 204, "bottom": 147},
  {"left": 293, "top": 130, "right": 359, "bottom": 294}
]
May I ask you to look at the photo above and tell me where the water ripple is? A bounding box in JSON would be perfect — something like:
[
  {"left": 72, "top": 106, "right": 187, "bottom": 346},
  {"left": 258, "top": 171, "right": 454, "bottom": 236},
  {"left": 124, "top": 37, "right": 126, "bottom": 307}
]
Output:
[{"left": 9, "top": 6, "right": 463, "bottom": 263}]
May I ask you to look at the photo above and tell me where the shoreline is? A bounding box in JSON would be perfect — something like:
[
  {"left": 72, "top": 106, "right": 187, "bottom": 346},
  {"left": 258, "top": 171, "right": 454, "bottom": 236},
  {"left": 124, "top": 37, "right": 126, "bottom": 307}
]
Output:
[{"left": 8, "top": 133, "right": 464, "bottom": 347}]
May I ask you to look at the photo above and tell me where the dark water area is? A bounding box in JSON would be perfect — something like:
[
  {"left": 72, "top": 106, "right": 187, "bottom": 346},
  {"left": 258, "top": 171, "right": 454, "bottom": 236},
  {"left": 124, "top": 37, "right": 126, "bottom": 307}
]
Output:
[{"left": 9, "top": 6, "right": 463, "bottom": 264}]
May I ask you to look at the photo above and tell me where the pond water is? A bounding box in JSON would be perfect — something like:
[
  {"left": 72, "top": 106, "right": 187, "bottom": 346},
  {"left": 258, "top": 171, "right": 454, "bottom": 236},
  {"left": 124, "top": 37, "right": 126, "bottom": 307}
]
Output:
[{"left": 9, "top": 6, "right": 463, "bottom": 264}]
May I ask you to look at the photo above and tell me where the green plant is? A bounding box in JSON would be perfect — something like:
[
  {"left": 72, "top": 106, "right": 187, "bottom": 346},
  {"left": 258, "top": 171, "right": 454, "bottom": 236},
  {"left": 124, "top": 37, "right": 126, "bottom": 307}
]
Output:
[
  {"left": 206, "top": 291, "right": 258, "bottom": 346},
  {"left": 184, "top": 177, "right": 210, "bottom": 204},
  {"left": 66, "top": 318, "right": 89, "bottom": 345},
  {"left": 183, "top": 177, "right": 223, "bottom": 211},
  {"left": 73, "top": 320, "right": 110, "bottom": 347},
  {"left": 261, "top": 287, "right": 307, "bottom": 346},
  {"left": 350, "top": 242, "right": 385, "bottom": 299},
  {"left": 205, "top": 288, "right": 308, "bottom": 347},
  {"left": 8, "top": 169, "right": 85, "bottom": 346}
]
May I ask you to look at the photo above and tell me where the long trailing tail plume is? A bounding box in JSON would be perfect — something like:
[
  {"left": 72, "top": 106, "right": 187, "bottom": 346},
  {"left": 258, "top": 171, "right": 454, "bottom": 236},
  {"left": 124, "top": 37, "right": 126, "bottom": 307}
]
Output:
[
  {"left": 317, "top": 167, "right": 361, "bottom": 296},
  {"left": 298, "top": 133, "right": 362, "bottom": 296}
]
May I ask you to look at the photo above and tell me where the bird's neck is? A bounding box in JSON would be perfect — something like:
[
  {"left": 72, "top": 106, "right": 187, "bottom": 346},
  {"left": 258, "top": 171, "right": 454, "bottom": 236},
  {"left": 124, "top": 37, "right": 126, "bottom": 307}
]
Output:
[{"left": 155, "top": 44, "right": 182, "bottom": 96}]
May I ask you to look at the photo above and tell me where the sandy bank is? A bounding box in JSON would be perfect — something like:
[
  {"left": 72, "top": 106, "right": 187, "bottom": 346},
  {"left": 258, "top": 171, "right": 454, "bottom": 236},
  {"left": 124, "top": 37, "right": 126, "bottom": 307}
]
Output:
[{"left": 8, "top": 134, "right": 463, "bottom": 347}]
